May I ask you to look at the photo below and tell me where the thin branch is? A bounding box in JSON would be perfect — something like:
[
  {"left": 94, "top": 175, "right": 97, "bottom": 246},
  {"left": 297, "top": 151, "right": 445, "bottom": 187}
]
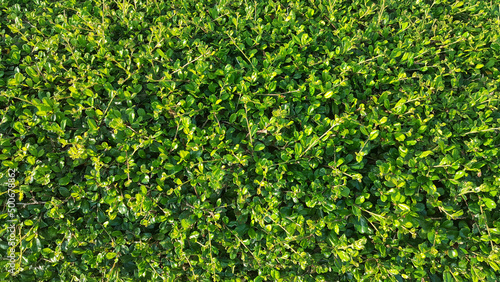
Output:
[
  {"left": 226, "top": 32, "right": 255, "bottom": 69},
  {"left": 254, "top": 89, "right": 301, "bottom": 96},
  {"left": 299, "top": 119, "right": 340, "bottom": 158},
  {"left": 171, "top": 51, "right": 211, "bottom": 76},
  {"left": 244, "top": 103, "right": 253, "bottom": 147},
  {"left": 3, "top": 95, "right": 34, "bottom": 106},
  {"left": 462, "top": 127, "right": 500, "bottom": 136}
]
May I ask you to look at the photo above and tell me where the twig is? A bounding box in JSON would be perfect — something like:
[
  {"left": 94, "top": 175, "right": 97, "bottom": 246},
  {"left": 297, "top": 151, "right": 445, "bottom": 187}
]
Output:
[
  {"left": 479, "top": 196, "right": 495, "bottom": 250},
  {"left": 462, "top": 127, "right": 500, "bottom": 136},
  {"left": 254, "top": 89, "right": 301, "bottom": 96},
  {"left": 17, "top": 201, "right": 47, "bottom": 206},
  {"left": 126, "top": 150, "right": 130, "bottom": 181},
  {"left": 299, "top": 119, "right": 340, "bottom": 158},
  {"left": 3, "top": 95, "right": 34, "bottom": 106},
  {"left": 243, "top": 103, "right": 253, "bottom": 147},
  {"left": 226, "top": 32, "right": 255, "bottom": 69},
  {"left": 98, "top": 91, "right": 117, "bottom": 126},
  {"left": 171, "top": 51, "right": 211, "bottom": 76}
]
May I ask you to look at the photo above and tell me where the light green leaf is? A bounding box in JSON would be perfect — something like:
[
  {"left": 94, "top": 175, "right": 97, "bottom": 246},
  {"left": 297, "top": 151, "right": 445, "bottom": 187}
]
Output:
[
  {"left": 295, "top": 143, "right": 303, "bottom": 156},
  {"left": 395, "top": 132, "right": 405, "bottom": 141},
  {"left": 419, "top": 151, "right": 433, "bottom": 158},
  {"left": 369, "top": 130, "right": 379, "bottom": 140},
  {"left": 482, "top": 198, "right": 497, "bottom": 209},
  {"left": 87, "top": 119, "right": 98, "bottom": 131},
  {"left": 443, "top": 272, "right": 453, "bottom": 282},
  {"left": 106, "top": 252, "right": 117, "bottom": 260},
  {"left": 254, "top": 142, "right": 265, "bottom": 151},
  {"left": 454, "top": 171, "right": 466, "bottom": 180},
  {"left": 398, "top": 204, "right": 410, "bottom": 211}
]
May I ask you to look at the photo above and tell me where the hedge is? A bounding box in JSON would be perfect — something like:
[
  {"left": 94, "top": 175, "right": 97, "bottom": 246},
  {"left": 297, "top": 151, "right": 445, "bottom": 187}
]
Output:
[{"left": 1, "top": 0, "right": 499, "bottom": 281}]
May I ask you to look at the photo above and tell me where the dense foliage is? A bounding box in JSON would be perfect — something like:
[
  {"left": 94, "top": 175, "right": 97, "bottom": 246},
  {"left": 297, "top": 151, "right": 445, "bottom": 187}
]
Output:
[{"left": 1, "top": 0, "right": 500, "bottom": 280}]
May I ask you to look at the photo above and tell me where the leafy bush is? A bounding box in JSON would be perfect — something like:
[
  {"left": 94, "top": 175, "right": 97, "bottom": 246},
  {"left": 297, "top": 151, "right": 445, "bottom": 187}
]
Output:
[{"left": 1, "top": 0, "right": 499, "bottom": 281}]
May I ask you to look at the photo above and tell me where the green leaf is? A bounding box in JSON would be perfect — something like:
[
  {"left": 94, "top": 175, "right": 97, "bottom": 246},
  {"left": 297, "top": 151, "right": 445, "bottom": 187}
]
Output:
[
  {"left": 341, "top": 187, "right": 350, "bottom": 197},
  {"left": 106, "top": 252, "right": 117, "bottom": 260},
  {"left": 271, "top": 270, "right": 280, "bottom": 279},
  {"left": 394, "top": 132, "right": 405, "bottom": 141},
  {"left": 179, "top": 150, "right": 189, "bottom": 159},
  {"left": 337, "top": 250, "right": 350, "bottom": 262},
  {"left": 254, "top": 142, "right": 265, "bottom": 151},
  {"left": 294, "top": 143, "right": 303, "bottom": 157},
  {"left": 454, "top": 171, "right": 466, "bottom": 180},
  {"left": 485, "top": 59, "right": 496, "bottom": 69},
  {"left": 248, "top": 228, "right": 256, "bottom": 239},
  {"left": 360, "top": 126, "right": 369, "bottom": 136},
  {"left": 58, "top": 187, "right": 70, "bottom": 197},
  {"left": 13, "top": 121, "right": 25, "bottom": 134},
  {"left": 334, "top": 224, "right": 340, "bottom": 235},
  {"left": 482, "top": 198, "right": 497, "bottom": 210},
  {"left": 427, "top": 230, "right": 435, "bottom": 243},
  {"left": 443, "top": 271, "right": 453, "bottom": 282},
  {"left": 15, "top": 72, "right": 25, "bottom": 84},
  {"left": 398, "top": 204, "right": 410, "bottom": 211},
  {"left": 358, "top": 217, "right": 369, "bottom": 234},
  {"left": 186, "top": 95, "right": 195, "bottom": 107},
  {"left": 355, "top": 195, "right": 365, "bottom": 205},
  {"left": 369, "top": 130, "right": 379, "bottom": 140},
  {"left": 489, "top": 260, "right": 500, "bottom": 272},
  {"left": 419, "top": 151, "right": 433, "bottom": 158},
  {"left": 25, "top": 66, "right": 37, "bottom": 78},
  {"left": 42, "top": 248, "right": 53, "bottom": 256},
  {"left": 87, "top": 119, "right": 98, "bottom": 131},
  {"left": 324, "top": 91, "right": 334, "bottom": 99},
  {"left": 59, "top": 176, "right": 71, "bottom": 186}
]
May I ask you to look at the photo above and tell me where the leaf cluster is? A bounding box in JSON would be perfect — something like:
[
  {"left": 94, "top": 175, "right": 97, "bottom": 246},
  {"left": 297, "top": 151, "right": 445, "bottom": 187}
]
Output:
[{"left": 1, "top": 0, "right": 499, "bottom": 281}]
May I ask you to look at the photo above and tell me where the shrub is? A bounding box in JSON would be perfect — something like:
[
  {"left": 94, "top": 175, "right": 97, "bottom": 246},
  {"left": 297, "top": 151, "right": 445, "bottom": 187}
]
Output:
[{"left": 1, "top": 0, "right": 499, "bottom": 281}]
